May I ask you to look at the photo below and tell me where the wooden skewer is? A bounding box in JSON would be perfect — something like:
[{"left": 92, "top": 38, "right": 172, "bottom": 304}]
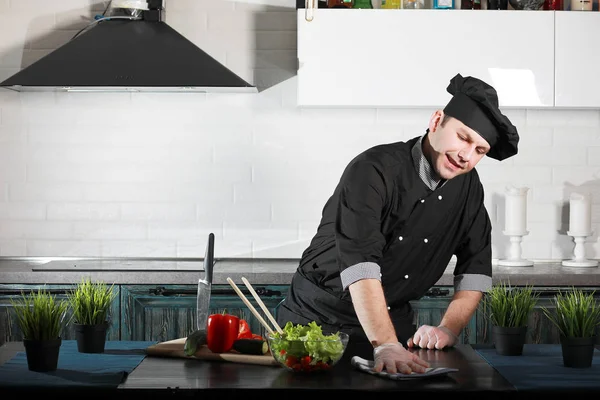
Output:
[
  {"left": 226, "top": 277, "right": 275, "bottom": 336},
  {"left": 242, "top": 276, "right": 284, "bottom": 335}
]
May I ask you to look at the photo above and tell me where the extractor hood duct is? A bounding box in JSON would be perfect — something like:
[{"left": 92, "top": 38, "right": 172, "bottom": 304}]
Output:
[{"left": 0, "top": 0, "right": 257, "bottom": 93}]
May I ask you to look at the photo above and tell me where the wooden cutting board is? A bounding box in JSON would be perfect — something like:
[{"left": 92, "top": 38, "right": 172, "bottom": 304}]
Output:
[{"left": 145, "top": 337, "right": 280, "bottom": 367}]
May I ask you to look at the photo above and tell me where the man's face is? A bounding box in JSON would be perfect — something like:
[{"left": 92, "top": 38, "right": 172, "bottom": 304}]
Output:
[{"left": 424, "top": 111, "right": 491, "bottom": 180}]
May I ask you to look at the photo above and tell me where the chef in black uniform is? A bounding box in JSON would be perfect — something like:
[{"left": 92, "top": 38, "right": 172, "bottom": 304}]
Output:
[{"left": 275, "top": 73, "right": 520, "bottom": 374}]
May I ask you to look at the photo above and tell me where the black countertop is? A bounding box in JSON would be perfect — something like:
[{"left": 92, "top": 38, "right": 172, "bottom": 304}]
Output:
[
  {"left": 3, "top": 340, "right": 598, "bottom": 399},
  {"left": 0, "top": 340, "right": 518, "bottom": 399}
]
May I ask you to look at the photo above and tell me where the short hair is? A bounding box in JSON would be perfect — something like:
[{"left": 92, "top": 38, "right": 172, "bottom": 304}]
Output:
[
  {"left": 425, "top": 113, "right": 452, "bottom": 135},
  {"left": 440, "top": 114, "right": 452, "bottom": 126}
]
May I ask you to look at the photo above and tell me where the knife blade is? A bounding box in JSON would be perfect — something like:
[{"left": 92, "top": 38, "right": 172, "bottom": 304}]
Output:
[{"left": 196, "top": 232, "right": 214, "bottom": 331}]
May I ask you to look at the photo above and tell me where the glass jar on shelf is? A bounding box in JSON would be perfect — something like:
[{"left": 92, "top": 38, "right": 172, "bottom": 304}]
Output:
[
  {"left": 542, "top": 0, "right": 563, "bottom": 8},
  {"left": 488, "top": 0, "right": 509, "bottom": 8},
  {"left": 570, "top": 0, "right": 592, "bottom": 9},
  {"left": 433, "top": 0, "right": 454, "bottom": 8},
  {"left": 353, "top": 0, "right": 373, "bottom": 7},
  {"left": 403, "top": 0, "right": 425, "bottom": 8},
  {"left": 382, "top": 0, "right": 403, "bottom": 7},
  {"left": 460, "top": 0, "right": 482, "bottom": 7},
  {"left": 327, "top": 0, "right": 354, "bottom": 7}
]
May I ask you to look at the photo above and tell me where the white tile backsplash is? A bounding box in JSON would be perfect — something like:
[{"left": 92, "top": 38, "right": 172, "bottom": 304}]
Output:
[
  {"left": 72, "top": 221, "right": 146, "bottom": 240},
  {"left": 0, "top": 239, "right": 26, "bottom": 256},
  {"left": 0, "top": 221, "right": 72, "bottom": 239},
  {"left": 0, "top": 0, "right": 599, "bottom": 259},
  {"left": 48, "top": 203, "right": 120, "bottom": 221},
  {"left": 27, "top": 239, "right": 102, "bottom": 257}
]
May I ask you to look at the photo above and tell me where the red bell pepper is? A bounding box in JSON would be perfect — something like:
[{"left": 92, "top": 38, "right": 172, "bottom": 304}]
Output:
[
  {"left": 206, "top": 312, "right": 240, "bottom": 353},
  {"left": 238, "top": 319, "right": 253, "bottom": 339}
]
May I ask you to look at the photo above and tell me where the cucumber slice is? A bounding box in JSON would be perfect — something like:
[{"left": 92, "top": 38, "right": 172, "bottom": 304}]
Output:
[
  {"left": 184, "top": 329, "right": 208, "bottom": 356},
  {"left": 232, "top": 339, "right": 268, "bottom": 355}
]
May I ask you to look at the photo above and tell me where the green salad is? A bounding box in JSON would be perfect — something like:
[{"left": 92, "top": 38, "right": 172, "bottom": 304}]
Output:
[{"left": 269, "top": 321, "right": 346, "bottom": 372}]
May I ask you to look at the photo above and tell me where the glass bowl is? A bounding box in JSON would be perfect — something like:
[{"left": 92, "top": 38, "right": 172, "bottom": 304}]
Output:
[{"left": 267, "top": 331, "right": 349, "bottom": 372}]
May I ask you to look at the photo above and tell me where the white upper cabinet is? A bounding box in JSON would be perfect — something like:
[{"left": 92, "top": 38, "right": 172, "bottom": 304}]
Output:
[
  {"left": 297, "top": 9, "right": 555, "bottom": 108},
  {"left": 555, "top": 12, "right": 600, "bottom": 108}
]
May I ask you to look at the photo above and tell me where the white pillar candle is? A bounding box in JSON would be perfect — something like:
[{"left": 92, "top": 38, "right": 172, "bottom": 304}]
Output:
[
  {"left": 504, "top": 186, "right": 529, "bottom": 234},
  {"left": 569, "top": 193, "right": 592, "bottom": 234}
]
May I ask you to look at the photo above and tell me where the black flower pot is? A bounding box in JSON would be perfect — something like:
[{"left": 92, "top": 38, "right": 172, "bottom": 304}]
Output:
[
  {"left": 560, "top": 336, "right": 595, "bottom": 368},
  {"left": 492, "top": 325, "right": 527, "bottom": 356},
  {"left": 23, "top": 337, "right": 62, "bottom": 372},
  {"left": 75, "top": 322, "right": 108, "bottom": 353}
]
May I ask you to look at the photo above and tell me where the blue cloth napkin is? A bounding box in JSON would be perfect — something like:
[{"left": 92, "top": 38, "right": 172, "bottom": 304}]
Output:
[
  {"left": 474, "top": 344, "right": 600, "bottom": 391},
  {"left": 0, "top": 340, "right": 156, "bottom": 388}
]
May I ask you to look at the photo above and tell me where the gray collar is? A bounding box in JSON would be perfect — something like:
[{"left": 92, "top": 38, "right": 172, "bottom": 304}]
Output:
[{"left": 411, "top": 134, "right": 444, "bottom": 191}]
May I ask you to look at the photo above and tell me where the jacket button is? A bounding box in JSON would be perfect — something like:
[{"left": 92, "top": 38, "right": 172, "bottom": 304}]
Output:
[
  {"left": 420, "top": 199, "right": 425, "bottom": 203},
  {"left": 438, "top": 195, "right": 443, "bottom": 200},
  {"left": 399, "top": 236, "right": 403, "bottom": 241},
  {"left": 424, "top": 238, "right": 428, "bottom": 243},
  {"left": 404, "top": 275, "right": 409, "bottom": 279}
]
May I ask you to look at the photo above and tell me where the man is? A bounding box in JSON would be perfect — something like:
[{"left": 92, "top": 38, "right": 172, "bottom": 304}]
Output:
[{"left": 276, "top": 73, "right": 519, "bottom": 374}]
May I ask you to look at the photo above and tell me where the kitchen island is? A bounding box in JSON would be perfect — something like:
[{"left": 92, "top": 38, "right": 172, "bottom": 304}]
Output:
[
  {"left": 3, "top": 253, "right": 600, "bottom": 398},
  {"left": 0, "top": 340, "right": 523, "bottom": 399},
  {"left": 2, "top": 339, "right": 600, "bottom": 399}
]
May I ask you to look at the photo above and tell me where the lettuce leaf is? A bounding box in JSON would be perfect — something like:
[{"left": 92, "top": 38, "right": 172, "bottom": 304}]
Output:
[{"left": 270, "top": 321, "right": 345, "bottom": 364}]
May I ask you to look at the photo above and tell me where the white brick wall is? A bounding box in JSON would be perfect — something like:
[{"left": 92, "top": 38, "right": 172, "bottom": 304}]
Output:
[{"left": 0, "top": 0, "right": 599, "bottom": 262}]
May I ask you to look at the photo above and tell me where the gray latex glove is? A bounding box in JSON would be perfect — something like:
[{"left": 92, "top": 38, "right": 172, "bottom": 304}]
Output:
[
  {"left": 407, "top": 325, "right": 459, "bottom": 350},
  {"left": 372, "top": 342, "right": 430, "bottom": 374}
]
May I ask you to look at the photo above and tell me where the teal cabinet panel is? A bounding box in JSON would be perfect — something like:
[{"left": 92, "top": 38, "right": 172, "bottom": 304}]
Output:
[
  {"left": 2, "top": 283, "right": 595, "bottom": 346},
  {"left": 410, "top": 286, "right": 600, "bottom": 345},
  {"left": 411, "top": 286, "right": 598, "bottom": 345},
  {"left": 120, "top": 284, "right": 287, "bottom": 342},
  {"left": 0, "top": 284, "right": 120, "bottom": 346},
  {"left": 410, "top": 286, "right": 478, "bottom": 344}
]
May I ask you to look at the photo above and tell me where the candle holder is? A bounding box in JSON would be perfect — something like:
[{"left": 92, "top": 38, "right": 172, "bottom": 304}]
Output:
[
  {"left": 498, "top": 231, "right": 534, "bottom": 267},
  {"left": 562, "top": 231, "right": 598, "bottom": 268}
]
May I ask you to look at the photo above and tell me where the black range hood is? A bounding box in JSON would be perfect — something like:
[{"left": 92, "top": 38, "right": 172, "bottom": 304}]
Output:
[{"left": 0, "top": 2, "right": 257, "bottom": 93}]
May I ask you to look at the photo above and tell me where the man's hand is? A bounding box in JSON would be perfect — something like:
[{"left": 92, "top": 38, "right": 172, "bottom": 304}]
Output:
[
  {"left": 372, "top": 342, "right": 430, "bottom": 374},
  {"left": 407, "top": 325, "right": 459, "bottom": 350}
]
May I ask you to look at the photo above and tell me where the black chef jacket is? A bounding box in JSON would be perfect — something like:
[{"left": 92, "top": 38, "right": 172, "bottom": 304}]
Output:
[{"left": 277, "top": 136, "right": 493, "bottom": 343}]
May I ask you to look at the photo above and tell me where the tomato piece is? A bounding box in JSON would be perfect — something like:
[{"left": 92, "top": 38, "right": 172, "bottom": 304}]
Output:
[
  {"left": 237, "top": 319, "right": 253, "bottom": 339},
  {"left": 285, "top": 355, "right": 298, "bottom": 367}
]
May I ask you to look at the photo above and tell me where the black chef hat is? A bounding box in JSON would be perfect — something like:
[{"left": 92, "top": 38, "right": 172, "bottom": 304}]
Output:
[{"left": 443, "top": 73, "right": 519, "bottom": 161}]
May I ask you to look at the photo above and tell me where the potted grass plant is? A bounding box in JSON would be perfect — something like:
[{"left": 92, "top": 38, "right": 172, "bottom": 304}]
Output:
[
  {"left": 67, "top": 278, "right": 117, "bottom": 353},
  {"left": 10, "top": 288, "right": 69, "bottom": 372},
  {"left": 542, "top": 287, "right": 600, "bottom": 368},
  {"left": 481, "top": 281, "right": 539, "bottom": 356}
]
